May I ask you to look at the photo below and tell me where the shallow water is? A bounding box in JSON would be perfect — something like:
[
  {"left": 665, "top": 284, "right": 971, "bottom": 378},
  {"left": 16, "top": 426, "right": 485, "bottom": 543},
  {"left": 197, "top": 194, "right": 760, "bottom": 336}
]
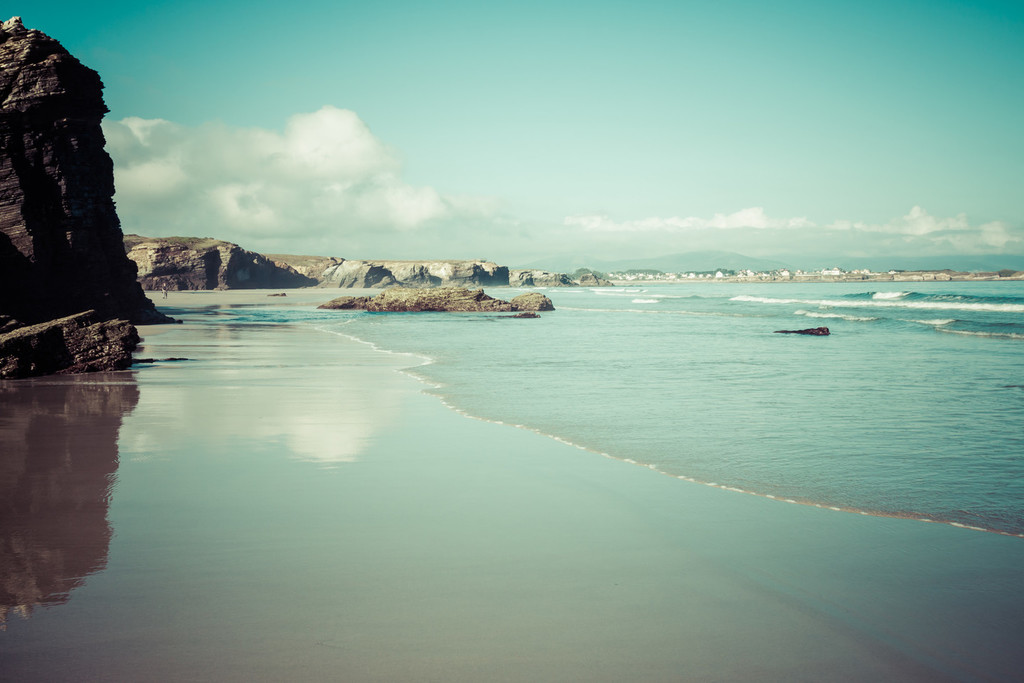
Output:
[
  {"left": 331, "top": 281, "right": 1024, "bottom": 535},
  {"left": 2, "top": 287, "right": 1024, "bottom": 681}
]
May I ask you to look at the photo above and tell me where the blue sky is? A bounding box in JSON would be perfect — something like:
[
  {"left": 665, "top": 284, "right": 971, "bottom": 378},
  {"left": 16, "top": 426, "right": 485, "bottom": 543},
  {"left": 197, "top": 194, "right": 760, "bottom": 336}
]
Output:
[{"left": 23, "top": 1, "right": 1024, "bottom": 266}]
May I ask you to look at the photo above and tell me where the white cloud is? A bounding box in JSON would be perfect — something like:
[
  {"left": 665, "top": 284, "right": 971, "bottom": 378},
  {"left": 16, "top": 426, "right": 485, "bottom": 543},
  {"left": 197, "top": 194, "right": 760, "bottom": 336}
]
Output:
[
  {"left": 564, "top": 207, "right": 814, "bottom": 232},
  {"left": 104, "top": 106, "right": 494, "bottom": 252},
  {"left": 825, "top": 206, "right": 1019, "bottom": 253},
  {"left": 559, "top": 206, "right": 1022, "bottom": 261}
]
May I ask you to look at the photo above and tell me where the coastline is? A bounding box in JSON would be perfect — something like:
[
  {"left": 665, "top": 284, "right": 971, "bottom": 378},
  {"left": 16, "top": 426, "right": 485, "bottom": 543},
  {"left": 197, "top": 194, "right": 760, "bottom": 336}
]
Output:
[{"left": 3, "top": 291, "right": 1023, "bottom": 681}]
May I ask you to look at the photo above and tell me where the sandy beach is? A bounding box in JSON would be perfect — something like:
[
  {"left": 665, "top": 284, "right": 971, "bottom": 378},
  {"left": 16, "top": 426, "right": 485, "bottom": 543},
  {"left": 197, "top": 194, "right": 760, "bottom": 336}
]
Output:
[{"left": 2, "top": 290, "right": 1023, "bottom": 682}]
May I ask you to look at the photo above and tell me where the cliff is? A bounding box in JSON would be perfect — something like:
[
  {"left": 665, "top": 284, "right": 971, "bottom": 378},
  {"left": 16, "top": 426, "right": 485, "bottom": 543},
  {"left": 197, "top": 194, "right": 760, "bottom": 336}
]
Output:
[
  {"left": 319, "top": 259, "right": 510, "bottom": 288},
  {"left": 509, "top": 269, "right": 578, "bottom": 287},
  {"left": 318, "top": 287, "right": 554, "bottom": 313},
  {"left": 124, "top": 235, "right": 317, "bottom": 290},
  {"left": 0, "top": 17, "right": 166, "bottom": 325},
  {"left": 264, "top": 253, "right": 342, "bottom": 281}
]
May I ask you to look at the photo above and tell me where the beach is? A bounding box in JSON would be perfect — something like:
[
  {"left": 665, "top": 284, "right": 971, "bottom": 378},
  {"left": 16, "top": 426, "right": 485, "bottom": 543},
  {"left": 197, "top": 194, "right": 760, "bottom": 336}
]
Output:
[{"left": 2, "top": 290, "right": 1023, "bottom": 682}]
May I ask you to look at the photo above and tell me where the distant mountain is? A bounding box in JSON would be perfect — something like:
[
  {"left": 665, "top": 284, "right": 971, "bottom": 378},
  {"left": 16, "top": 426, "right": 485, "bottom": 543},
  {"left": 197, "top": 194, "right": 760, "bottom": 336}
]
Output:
[{"left": 524, "top": 251, "right": 793, "bottom": 274}]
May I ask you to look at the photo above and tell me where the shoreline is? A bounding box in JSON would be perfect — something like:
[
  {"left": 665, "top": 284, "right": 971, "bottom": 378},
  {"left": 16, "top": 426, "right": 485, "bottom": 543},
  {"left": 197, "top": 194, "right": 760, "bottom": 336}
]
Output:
[{"left": 4, "top": 291, "right": 1023, "bottom": 681}]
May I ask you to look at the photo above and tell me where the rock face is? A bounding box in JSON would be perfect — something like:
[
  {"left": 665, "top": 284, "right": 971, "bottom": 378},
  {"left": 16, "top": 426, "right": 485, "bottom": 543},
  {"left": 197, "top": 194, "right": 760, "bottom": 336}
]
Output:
[
  {"left": 265, "top": 253, "right": 342, "bottom": 281},
  {"left": 319, "top": 259, "right": 510, "bottom": 288},
  {"left": 578, "top": 272, "right": 613, "bottom": 286},
  {"left": 124, "top": 235, "right": 317, "bottom": 290},
  {"left": 509, "top": 269, "right": 578, "bottom": 287},
  {"left": 318, "top": 287, "right": 554, "bottom": 313},
  {"left": 774, "top": 327, "right": 830, "bottom": 336},
  {"left": 0, "top": 17, "right": 167, "bottom": 325},
  {"left": 0, "top": 310, "right": 139, "bottom": 379}
]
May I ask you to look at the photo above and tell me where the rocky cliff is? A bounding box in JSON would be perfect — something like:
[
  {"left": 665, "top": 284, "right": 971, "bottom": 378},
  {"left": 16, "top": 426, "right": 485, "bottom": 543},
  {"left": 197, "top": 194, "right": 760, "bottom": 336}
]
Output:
[
  {"left": 318, "top": 287, "right": 554, "bottom": 313},
  {"left": 0, "top": 17, "right": 166, "bottom": 325},
  {"left": 124, "top": 235, "right": 317, "bottom": 290},
  {"left": 319, "top": 259, "right": 511, "bottom": 288},
  {"left": 508, "top": 269, "right": 578, "bottom": 287}
]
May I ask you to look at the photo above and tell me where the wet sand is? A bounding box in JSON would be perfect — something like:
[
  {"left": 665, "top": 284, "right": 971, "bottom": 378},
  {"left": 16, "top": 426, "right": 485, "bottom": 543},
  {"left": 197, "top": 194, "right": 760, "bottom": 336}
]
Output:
[{"left": 2, "top": 290, "right": 1023, "bottom": 681}]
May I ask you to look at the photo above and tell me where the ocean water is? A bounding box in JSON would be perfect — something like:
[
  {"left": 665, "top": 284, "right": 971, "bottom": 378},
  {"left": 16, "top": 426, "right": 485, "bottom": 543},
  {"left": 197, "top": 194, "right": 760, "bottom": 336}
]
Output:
[{"left": 301, "top": 281, "right": 1024, "bottom": 537}]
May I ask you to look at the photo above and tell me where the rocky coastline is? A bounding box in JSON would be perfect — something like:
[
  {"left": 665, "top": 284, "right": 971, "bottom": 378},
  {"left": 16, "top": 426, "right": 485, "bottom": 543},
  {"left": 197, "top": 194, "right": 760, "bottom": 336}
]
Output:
[{"left": 125, "top": 235, "right": 316, "bottom": 290}]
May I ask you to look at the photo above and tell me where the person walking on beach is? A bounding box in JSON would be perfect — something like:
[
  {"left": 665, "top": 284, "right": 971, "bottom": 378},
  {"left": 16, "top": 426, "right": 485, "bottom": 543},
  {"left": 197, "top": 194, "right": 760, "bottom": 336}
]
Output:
[{"left": 162, "top": 286, "right": 168, "bottom": 299}]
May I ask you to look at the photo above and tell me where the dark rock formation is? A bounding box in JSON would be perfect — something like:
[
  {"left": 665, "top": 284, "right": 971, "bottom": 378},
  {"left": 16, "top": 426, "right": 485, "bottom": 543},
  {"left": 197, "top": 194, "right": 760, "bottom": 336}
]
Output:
[
  {"left": 509, "top": 269, "right": 578, "bottom": 287},
  {"left": 0, "top": 17, "right": 167, "bottom": 325},
  {"left": 0, "top": 310, "right": 139, "bottom": 379},
  {"left": 774, "top": 327, "right": 830, "bottom": 336},
  {"left": 319, "top": 259, "right": 510, "bottom": 288},
  {"left": 124, "top": 235, "right": 317, "bottom": 290},
  {"left": 318, "top": 287, "right": 554, "bottom": 313}
]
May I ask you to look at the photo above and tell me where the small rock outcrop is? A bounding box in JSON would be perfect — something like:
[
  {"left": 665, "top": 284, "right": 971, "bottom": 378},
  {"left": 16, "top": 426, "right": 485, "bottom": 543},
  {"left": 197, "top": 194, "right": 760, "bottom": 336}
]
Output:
[
  {"left": 578, "top": 272, "right": 614, "bottom": 286},
  {"left": 124, "top": 235, "right": 317, "bottom": 290},
  {"left": 319, "top": 259, "right": 510, "bottom": 288},
  {"left": 0, "top": 17, "right": 167, "bottom": 326},
  {"left": 509, "top": 269, "right": 578, "bottom": 287},
  {"left": 318, "top": 287, "right": 554, "bottom": 313},
  {"left": 0, "top": 310, "right": 139, "bottom": 379},
  {"left": 774, "top": 327, "right": 831, "bottom": 336}
]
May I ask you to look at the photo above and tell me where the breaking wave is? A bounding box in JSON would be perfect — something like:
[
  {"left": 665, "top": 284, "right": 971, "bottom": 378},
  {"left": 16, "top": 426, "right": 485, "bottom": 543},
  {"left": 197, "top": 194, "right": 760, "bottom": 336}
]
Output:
[{"left": 732, "top": 293, "right": 1024, "bottom": 313}]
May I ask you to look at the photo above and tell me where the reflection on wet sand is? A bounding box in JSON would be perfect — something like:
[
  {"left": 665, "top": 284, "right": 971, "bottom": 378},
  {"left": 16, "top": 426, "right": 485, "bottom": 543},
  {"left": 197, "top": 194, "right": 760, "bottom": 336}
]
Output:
[{"left": 0, "top": 375, "right": 139, "bottom": 629}]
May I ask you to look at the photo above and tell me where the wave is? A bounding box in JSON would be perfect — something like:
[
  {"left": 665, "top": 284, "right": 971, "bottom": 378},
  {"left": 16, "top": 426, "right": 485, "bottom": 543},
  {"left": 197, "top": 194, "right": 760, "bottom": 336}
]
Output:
[
  {"left": 732, "top": 294, "right": 1024, "bottom": 313},
  {"left": 909, "top": 318, "right": 956, "bottom": 327},
  {"left": 936, "top": 328, "right": 1024, "bottom": 340},
  {"left": 872, "top": 291, "right": 910, "bottom": 300},
  {"left": 795, "top": 309, "right": 879, "bottom": 322},
  {"left": 632, "top": 298, "right": 659, "bottom": 304}
]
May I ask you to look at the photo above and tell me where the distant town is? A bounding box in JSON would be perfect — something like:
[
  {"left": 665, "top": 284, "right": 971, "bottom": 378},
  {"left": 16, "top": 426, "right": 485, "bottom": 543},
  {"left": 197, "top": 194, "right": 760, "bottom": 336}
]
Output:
[{"left": 604, "top": 266, "right": 1024, "bottom": 283}]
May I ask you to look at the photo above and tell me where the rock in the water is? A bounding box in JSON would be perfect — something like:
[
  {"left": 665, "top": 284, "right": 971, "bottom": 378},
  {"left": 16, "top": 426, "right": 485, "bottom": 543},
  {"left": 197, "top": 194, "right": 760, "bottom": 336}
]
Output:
[
  {"left": 509, "top": 292, "right": 555, "bottom": 311},
  {"left": 318, "top": 287, "right": 554, "bottom": 313},
  {"left": 319, "top": 259, "right": 510, "bottom": 288},
  {"left": 317, "top": 296, "right": 373, "bottom": 310},
  {"left": 0, "top": 18, "right": 168, "bottom": 325},
  {"left": 774, "top": 327, "right": 831, "bottom": 336},
  {"left": 509, "top": 269, "right": 578, "bottom": 287},
  {"left": 124, "top": 235, "right": 317, "bottom": 290},
  {"left": 0, "top": 310, "right": 139, "bottom": 379}
]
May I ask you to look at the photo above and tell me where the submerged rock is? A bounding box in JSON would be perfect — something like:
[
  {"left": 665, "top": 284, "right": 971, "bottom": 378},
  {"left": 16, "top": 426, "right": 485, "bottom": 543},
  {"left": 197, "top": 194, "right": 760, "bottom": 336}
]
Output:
[
  {"left": 0, "top": 310, "right": 139, "bottom": 379},
  {"left": 774, "top": 327, "right": 831, "bottom": 336},
  {"left": 318, "top": 287, "right": 554, "bottom": 313}
]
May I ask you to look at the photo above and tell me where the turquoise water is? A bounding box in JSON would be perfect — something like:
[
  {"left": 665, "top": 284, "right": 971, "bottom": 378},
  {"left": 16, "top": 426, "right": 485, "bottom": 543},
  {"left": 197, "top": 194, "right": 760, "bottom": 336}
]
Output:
[{"left": 301, "top": 281, "right": 1024, "bottom": 536}]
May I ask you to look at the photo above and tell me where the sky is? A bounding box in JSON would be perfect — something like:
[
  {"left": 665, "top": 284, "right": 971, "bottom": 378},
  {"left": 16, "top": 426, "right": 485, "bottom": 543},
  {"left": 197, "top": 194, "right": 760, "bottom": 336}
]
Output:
[{"left": 22, "top": 0, "right": 1024, "bottom": 268}]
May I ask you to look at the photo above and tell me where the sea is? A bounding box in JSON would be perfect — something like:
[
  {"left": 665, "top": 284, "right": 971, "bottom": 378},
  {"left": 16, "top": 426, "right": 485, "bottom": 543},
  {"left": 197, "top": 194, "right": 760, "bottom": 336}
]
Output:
[{"left": 268, "top": 280, "right": 1024, "bottom": 537}]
